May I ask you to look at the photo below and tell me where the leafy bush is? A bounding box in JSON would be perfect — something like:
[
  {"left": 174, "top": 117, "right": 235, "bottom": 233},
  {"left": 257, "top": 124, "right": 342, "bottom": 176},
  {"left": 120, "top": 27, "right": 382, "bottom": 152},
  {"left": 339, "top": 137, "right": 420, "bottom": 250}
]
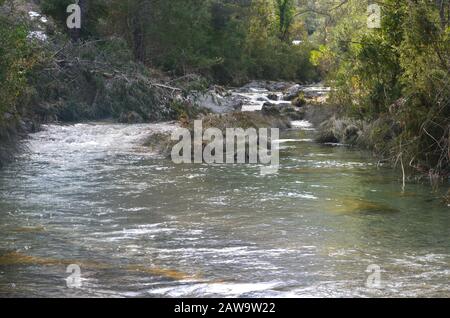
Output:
[{"left": 320, "top": 0, "right": 450, "bottom": 176}]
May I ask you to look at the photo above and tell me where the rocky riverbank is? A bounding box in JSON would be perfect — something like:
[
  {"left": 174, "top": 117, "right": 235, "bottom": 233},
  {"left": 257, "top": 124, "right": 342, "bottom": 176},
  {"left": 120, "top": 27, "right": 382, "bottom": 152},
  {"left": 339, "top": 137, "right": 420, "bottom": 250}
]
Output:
[
  {"left": 189, "top": 80, "right": 330, "bottom": 115},
  {"left": 142, "top": 81, "right": 335, "bottom": 160}
]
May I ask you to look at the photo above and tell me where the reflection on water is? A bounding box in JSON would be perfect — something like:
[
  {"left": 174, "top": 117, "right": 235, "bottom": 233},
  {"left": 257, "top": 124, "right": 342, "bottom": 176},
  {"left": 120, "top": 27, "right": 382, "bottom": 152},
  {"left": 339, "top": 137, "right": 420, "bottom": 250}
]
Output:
[{"left": 0, "top": 121, "right": 449, "bottom": 298}]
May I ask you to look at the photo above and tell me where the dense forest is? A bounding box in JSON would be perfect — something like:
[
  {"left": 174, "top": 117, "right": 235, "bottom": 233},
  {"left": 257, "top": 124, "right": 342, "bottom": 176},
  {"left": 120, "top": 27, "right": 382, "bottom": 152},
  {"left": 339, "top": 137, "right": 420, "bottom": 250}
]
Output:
[{"left": 0, "top": 0, "right": 449, "bottom": 181}]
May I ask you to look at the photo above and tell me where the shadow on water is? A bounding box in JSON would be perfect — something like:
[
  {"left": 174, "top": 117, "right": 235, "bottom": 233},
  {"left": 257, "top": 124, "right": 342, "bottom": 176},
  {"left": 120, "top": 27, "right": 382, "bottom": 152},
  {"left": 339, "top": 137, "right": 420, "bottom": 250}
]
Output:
[
  {"left": 0, "top": 251, "right": 199, "bottom": 281},
  {"left": 325, "top": 197, "right": 400, "bottom": 215}
]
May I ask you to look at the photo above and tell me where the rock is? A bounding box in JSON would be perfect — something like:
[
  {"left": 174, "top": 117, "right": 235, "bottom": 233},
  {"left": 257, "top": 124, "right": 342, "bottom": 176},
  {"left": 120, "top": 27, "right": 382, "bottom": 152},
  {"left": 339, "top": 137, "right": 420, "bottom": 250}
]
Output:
[
  {"left": 236, "top": 81, "right": 268, "bottom": 93},
  {"left": 281, "top": 107, "right": 305, "bottom": 121},
  {"left": 266, "top": 82, "right": 295, "bottom": 92},
  {"left": 267, "top": 93, "right": 279, "bottom": 101},
  {"left": 261, "top": 103, "right": 281, "bottom": 116},
  {"left": 3, "top": 113, "right": 14, "bottom": 121},
  {"left": 277, "top": 103, "right": 294, "bottom": 108},
  {"left": 221, "top": 95, "right": 245, "bottom": 111},
  {"left": 19, "top": 118, "right": 39, "bottom": 133},
  {"left": 236, "top": 81, "right": 295, "bottom": 93},
  {"left": 292, "top": 93, "right": 306, "bottom": 107},
  {"left": 257, "top": 96, "right": 270, "bottom": 102},
  {"left": 143, "top": 132, "right": 175, "bottom": 157},
  {"left": 211, "top": 85, "right": 228, "bottom": 95},
  {"left": 283, "top": 84, "right": 303, "bottom": 101},
  {"left": 19, "top": 120, "right": 27, "bottom": 130},
  {"left": 188, "top": 89, "right": 243, "bottom": 113},
  {"left": 119, "top": 111, "right": 143, "bottom": 124}
]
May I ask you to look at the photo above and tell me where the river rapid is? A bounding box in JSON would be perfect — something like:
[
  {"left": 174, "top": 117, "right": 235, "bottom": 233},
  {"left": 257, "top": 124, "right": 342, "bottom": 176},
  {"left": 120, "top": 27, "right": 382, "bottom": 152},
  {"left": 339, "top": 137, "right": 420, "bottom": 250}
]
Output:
[{"left": 0, "top": 86, "right": 449, "bottom": 298}]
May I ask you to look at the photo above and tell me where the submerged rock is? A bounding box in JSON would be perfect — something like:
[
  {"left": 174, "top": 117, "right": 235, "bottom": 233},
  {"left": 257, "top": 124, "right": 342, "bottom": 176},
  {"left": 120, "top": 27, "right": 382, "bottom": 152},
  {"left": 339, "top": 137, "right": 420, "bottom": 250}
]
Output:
[
  {"left": 329, "top": 198, "right": 400, "bottom": 214},
  {"left": 143, "top": 132, "right": 174, "bottom": 156}
]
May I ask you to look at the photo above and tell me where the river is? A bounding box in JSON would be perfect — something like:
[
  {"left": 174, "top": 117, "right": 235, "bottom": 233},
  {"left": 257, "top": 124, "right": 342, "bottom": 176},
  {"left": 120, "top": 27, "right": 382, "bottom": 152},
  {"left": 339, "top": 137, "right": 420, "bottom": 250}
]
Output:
[{"left": 0, "top": 88, "right": 449, "bottom": 298}]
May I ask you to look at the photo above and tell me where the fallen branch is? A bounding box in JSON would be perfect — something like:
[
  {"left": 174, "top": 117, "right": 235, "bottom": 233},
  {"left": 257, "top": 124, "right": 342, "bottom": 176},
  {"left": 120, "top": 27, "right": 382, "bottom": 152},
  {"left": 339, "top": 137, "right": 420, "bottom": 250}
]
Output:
[{"left": 150, "top": 83, "right": 182, "bottom": 91}]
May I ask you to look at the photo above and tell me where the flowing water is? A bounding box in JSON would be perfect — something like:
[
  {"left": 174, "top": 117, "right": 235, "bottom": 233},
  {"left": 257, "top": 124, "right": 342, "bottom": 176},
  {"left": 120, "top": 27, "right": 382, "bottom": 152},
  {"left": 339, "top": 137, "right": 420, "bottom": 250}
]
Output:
[{"left": 0, "top": 98, "right": 449, "bottom": 298}]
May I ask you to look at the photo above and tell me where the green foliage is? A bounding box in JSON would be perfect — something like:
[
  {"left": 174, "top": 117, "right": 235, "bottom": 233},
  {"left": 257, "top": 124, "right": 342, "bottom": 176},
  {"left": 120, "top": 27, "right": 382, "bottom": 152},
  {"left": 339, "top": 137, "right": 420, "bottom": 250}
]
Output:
[
  {"left": 41, "top": 0, "right": 108, "bottom": 38},
  {"left": 275, "top": 0, "right": 296, "bottom": 41},
  {"left": 0, "top": 16, "right": 36, "bottom": 121},
  {"left": 106, "top": 0, "right": 318, "bottom": 84},
  {"left": 319, "top": 0, "right": 450, "bottom": 175},
  {"left": 30, "top": 38, "right": 179, "bottom": 122}
]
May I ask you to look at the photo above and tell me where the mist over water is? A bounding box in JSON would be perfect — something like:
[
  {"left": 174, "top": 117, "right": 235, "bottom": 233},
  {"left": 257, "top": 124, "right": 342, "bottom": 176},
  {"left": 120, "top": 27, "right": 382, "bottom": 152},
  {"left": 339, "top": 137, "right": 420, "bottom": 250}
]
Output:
[{"left": 0, "top": 118, "right": 449, "bottom": 297}]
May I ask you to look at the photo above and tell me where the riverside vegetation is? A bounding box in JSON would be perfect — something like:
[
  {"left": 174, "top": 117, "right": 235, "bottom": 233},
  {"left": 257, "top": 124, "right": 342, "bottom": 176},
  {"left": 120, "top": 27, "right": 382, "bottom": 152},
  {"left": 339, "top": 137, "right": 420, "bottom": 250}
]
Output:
[{"left": 0, "top": 0, "right": 449, "bottom": 191}]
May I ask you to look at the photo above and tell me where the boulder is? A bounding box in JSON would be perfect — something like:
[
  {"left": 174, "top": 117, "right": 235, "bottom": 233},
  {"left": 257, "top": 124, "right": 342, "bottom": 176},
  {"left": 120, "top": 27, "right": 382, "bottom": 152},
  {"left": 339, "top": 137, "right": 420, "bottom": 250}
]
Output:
[
  {"left": 143, "top": 132, "right": 175, "bottom": 157},
  {"left": 226, "top": 95, "right": 245, "bottom": 111},
  {"left": 236, "top": 81, "right": 268, "bottom": 93},
  {"left": 283, "top": 84, "right": 303, "bottom": 101},
  {"left": 188, "top": 89, "right": 243, "bottom": 113},
  {"left": 19, "top": 119, "right": 38, "bottom": 133},
  {"left": 277, "top": 102, "right": 294, "bottom": 108},
  {"left": 292, "top": 93, "right": 306, "bottom": 107},
  {"left": 236, "top": 81, "right": 295, "bottom": 93},
  {"left": 3, "top": 113, "right": 14, "bottom": 121},
  {"left": 267, "top": 93, "right": 279, "bottom": 101},
  {"left": 266, "top": 82, "right": 296, "bottom": 92}
]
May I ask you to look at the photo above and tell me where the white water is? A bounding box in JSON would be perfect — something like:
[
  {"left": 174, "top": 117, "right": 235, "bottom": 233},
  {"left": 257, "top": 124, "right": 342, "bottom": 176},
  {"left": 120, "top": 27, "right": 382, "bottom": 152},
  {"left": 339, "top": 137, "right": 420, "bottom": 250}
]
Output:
[
  {"left": 0, "top": 88, "right": 449, "bottom": 298},
  {"left": 232, "top": 89, "right": 289, "bottom": 112},
  {"left": 25, "top": 122, "right": 178, "bottom": 164}
]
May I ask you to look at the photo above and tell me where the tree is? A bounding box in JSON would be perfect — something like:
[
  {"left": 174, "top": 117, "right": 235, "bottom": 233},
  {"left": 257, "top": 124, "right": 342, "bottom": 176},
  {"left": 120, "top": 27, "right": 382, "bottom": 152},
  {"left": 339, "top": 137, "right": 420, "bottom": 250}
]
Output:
[
  {"left": 0, "top": 15, "right": 35, "bottom": 117},
  {"left": 41, "top": 0, "right": 107, "bottom": 40},
  {"left": 275, "top": 0, "right": 295, "bottom": 41},
  {"left": 313, "top": 0, "right": 450, "bottom": 175}
]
